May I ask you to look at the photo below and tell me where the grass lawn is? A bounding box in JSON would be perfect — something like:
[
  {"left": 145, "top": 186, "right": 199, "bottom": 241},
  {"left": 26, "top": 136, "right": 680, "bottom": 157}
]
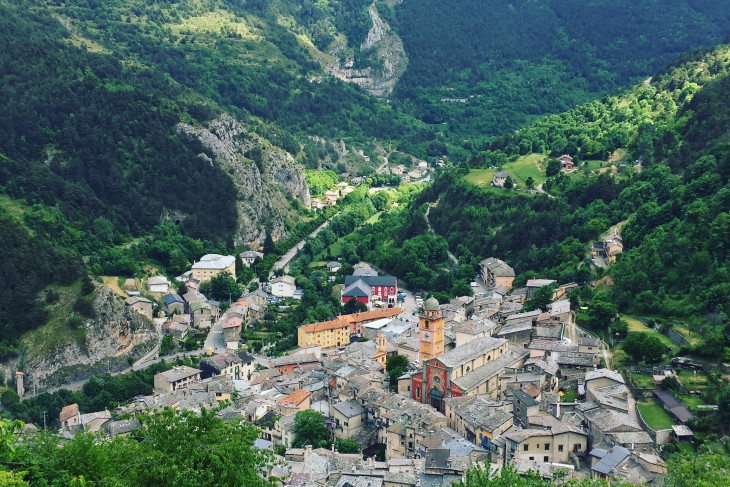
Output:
[
  {"left": 463, "top": 168, "right": 498, "bottom": 187},
  {"left": 631, "top": 373, "right": 655, "bottom": 389},
  {"left": 676, "top": 393, "right": 704, "bottom": 410},
  {"left": 507, "top": 153, "right": 548, "bottom": 186},
  {"left": 365, "top": 211, "right": 383, "bottom": 224},
  {"left": 561, "top": 389, "right": 578, "bottom": 402},
  {"left": 637, "top": 399, "right": 675, "bottom": 430},
  {"left": 620, "top": 314, "right": 676, "bottom": 349},
  {"left": 676, "top": 371, "right": 709, "bottom": 390}
]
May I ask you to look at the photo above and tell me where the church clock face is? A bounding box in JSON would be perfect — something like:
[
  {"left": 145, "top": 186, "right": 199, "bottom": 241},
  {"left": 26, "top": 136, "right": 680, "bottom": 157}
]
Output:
[{"left": 422, "top": 331, "right": 431, "bottom": 341}]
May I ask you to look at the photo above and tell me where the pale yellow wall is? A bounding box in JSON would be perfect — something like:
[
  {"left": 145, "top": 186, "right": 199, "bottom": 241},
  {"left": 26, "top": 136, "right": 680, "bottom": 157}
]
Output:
[
  {"left": 298, "top": 326, "right": 350, "bottom": 348},
  {"left": 192, "top": 260, "right": 236, "bottom": 283}
]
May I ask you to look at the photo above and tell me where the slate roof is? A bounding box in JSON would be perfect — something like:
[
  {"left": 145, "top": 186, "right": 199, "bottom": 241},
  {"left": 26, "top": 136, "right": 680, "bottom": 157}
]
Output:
[
  {"left": 271, "top": 354, "right": 319, "bottom": 367},
  {"left": 497, "top": 321, "right": 532, "bottom": 336},
  {"left": 579, "top": 337, "right": 601, "bottom": 347},
  {"left": 654, "top": 390, "right": 695, "bottom": 423},
  {"left": 513, "top": 388, "right": 538, "bottom": 407},
  {"left": 342, "top": 280, "right": 371, "bottom": 298},
  {"left": 528, "top": 340, "right": 578, "bottom": 352},
  {"left": 548, "top": 299, "right": 571, "bottom": 316},
  {"left": 344, "top": 275, "right": 397, "bottom": 287},
  {"left": 436, "top": 336, "right": 507, "bottom": 368},
  {"left": 534, "top": 323, "right": 563, "bottom": 339},
  {"left": 479, "top": 257, "right": 515, "bottom": 277},
  {"left": 333, "top": 399, "right": 365, "bottom": 418},
  {"left": 451, "top": 345, "right": 528, "bottom": 391},
  {"left": 556, "top": 351, "right": 595, "bottom": 367},
  {"left": 585, "top": 368, "right": 624, "bottom": 384},
  {"left": 590, "top": 446, "right": 631, "bottom": 475},
  {"left": 163, "top": 293, "right": 184, "bottom": 306},
  {"left": 105, "top": 418, "right": 141, "bottom": 437},
  {"left": 148, "top": 276, "right": 169, "bottom": 286},
  {"left": 445, "top": 396, "right": 513, "bottom": 432},
  {"left": 526, "top": 279, "right": 557, "bottom": 288},
  {"left": 159, "top": 365, "right": 201, "bottom": 382},
  {"left": 192, "top": 254, "right": 235, "bottom": 270}
]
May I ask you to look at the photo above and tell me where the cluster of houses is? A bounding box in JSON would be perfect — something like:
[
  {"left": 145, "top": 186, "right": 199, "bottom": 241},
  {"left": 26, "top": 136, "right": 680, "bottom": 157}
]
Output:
[
  {"left": 69, "top": 254, "right": 682, "bottom": 485},
  {"left": 120, "top": 253, "right": 270, "bottom": 350},
  {"left": 388, "top": 160, "right": 430, "bottom": 182},
  {"left": 312, "top": 182, "right": 358, "bottom": 210},
  {"left": 591, "top": 229, "right": 624, "bottom": 265}
]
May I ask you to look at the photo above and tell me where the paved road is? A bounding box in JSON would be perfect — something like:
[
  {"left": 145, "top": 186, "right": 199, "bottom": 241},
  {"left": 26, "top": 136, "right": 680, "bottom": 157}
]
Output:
[
  {"left": 270, "top": 213, "right": 339, "bottom": 277},
  {"left": 204, "top": 313, "right": 227, "bottom": 355}
]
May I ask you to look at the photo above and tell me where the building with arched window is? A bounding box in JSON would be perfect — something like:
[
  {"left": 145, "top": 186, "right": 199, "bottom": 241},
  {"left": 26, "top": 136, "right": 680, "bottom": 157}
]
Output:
[{"left": 410, "top": 335, "right": 529, "bottom": 413}]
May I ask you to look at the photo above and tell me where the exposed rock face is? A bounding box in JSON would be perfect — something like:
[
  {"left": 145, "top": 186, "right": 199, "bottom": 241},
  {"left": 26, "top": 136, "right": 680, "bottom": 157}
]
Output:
[
  {"left": 24, "top": 287, "right": 157, "bottom": 387},
  {"left": 176, "top": 114, "right": 310, "bottom": 246},
  {"left": 323, "top": 2, "right": 408, "bottom": 97}
]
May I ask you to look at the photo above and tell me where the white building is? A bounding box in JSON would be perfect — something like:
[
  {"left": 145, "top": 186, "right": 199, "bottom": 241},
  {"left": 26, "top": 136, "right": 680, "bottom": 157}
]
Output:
[
  {"left": 271, "top": 275, "right": 296, "bottom": 298},
  {"left": 148, "top": 276, "right": 170, "bottom": 293}
]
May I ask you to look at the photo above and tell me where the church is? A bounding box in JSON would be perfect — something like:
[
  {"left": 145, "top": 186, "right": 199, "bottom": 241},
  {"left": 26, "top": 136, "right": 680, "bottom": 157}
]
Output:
[{"left": 410, "top": 297, "right": 529, "bottom": 412}]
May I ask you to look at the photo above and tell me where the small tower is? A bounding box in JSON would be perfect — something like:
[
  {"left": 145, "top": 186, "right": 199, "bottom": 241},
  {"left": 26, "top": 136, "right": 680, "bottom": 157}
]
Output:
[
  {"left": 419, "top": 297, "right": 445, "bottom": 362},
  {"left": 15, "top": 372, "right": 24, "bottom": 397},
  {"left": 374, "top": 332, "right": 387, "bottom": 368}
]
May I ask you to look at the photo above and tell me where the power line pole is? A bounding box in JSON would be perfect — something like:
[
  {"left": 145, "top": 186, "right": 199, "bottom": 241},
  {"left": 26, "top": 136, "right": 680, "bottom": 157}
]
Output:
[{"left": 42, "top": 411, "right": 47, "bottom": 430}]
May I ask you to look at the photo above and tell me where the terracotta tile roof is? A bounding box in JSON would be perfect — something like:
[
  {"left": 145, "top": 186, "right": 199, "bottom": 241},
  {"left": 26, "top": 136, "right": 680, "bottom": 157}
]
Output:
[
  {"left": 279, "top": 389, "right": 311, "bottom": 406},
  {"left": 299, "top": 307, "right": 403, "bottom": 333},
  {"left": 222, "top": 316, "right": 243, "bottom": 329}
]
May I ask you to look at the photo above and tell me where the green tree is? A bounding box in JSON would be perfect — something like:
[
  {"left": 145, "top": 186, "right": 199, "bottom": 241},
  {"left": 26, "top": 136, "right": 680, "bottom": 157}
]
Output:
[
  {"left": 293, "top": 410, "right": 328, "bottom": 448},
  {"left": 334, "top": 438, "right": 361, "bottom": 453},
  {"left": 503, "top": 176, "right": 514, "bottom": 189},
  {"left": 522, "top": 284, "right": 556, "bottom": 312},
  {"left": 665, "top": 452, "right": 730, "bottom": 487},
  {"left": 525, "top": 176, "right": 535, "bottom": 189},
  {"left": 5, "top": 409, "right": 276, "bottom": 486},
  {"left": 622, "top": 333, "right": 665, "bottom": 363},
  {"left": 343, "top": 297, "right": 367, "bottom": 314},
  {"left": 546, "top": 158, "right": 561, "bottom": 177},
  {"left": 199, "top": 272, "right": 242, "bottom": 302},
  {"left": 609, "top": 319, "right": 629, "bottom": 339},
  {"left": 386, "top": 355, "right": 410, "bottom": 389}
]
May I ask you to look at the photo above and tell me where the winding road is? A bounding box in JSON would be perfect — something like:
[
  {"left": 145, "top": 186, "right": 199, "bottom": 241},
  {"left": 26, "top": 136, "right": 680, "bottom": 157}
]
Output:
[{"left": 424, "top": 202, "right": 458, "bottom": 266}]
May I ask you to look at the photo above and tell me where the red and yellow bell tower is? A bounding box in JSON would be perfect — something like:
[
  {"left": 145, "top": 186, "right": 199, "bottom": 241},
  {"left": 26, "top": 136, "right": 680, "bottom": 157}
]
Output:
[{"left": 419, "top": 296, "right": 444, "bottom": 362}]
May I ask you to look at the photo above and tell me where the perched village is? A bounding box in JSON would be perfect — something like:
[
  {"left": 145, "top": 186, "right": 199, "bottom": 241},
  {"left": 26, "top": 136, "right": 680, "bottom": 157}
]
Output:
[{"left": 38, "top": 232, "right": 701, "bottom": 487}]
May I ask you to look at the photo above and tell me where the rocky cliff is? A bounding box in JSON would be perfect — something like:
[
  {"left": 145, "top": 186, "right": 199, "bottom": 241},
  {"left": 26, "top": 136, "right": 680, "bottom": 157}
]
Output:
[
  {"left": 176, "top": 114, "right": 310, "bottom": 247},
  {"left": 321, "top": 1, "right": 408, "bottom": 97},
  {"left": 22, "top": 287, "right": 158, "bottom": 388}
]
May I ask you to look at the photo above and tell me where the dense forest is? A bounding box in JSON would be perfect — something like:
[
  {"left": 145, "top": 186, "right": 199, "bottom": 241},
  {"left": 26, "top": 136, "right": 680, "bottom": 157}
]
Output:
[
  {"left": 349, "top": 42, "right": 730, "bottom": 361},
  {"left": 385, "top": 0, "right": 730, "bottom": 143}
]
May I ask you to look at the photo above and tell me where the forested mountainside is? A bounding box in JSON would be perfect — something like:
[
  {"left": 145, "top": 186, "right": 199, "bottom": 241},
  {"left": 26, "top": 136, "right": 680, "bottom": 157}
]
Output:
[
  {"left": 353, "top": 42, "right": 730, "bottom": 359},
  {"left": 385, "top": 0, "right": 730, "bottom": 142},
  {"left": 1, "top": 0, "right": 730, "bottom": 365}
]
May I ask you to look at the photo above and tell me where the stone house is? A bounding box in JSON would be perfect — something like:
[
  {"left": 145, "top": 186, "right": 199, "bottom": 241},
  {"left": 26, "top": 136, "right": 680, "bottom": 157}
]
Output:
[
  {"left": 153, "top": 365, "right": 202, "bottom": 393},
  {"left": 332, "top": 399, "right": 366, "bottom": 439},
  {"left": 124, "top": 296, "right": 153, "bottom": 319}
]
